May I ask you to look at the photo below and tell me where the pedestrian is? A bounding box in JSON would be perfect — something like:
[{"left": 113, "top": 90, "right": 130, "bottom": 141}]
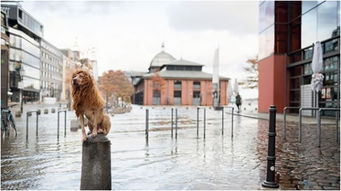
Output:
[{"left": 235, "top": 93, "right": 242, "bottom": 113}]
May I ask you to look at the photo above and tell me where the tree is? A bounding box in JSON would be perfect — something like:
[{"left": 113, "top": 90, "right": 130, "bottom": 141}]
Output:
[
  {"left": 151, "top": 72, "right": 167, "bottom": 104},
  {"left": 243, "top": 56, "right": 258, "bottom": 89},
  {"left": 98, "top": 70, "right": 134, "bottom": 107},
  {"left": 151, "top": 72, "right": 166, "bottom": 91}
]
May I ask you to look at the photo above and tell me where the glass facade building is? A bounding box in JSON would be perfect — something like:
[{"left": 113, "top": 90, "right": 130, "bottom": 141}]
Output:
[
  {"left": 2, "top": 4, "right": 43, "bottom": 102},
  {"left": 1, "top": 11, "right": 10, "bottom": 108},
  {"left": 8, "top": 27, "right": 41, "bottom": 102},
  {"left": 258, "top": 1, "right": 340, "bottom": 115}
]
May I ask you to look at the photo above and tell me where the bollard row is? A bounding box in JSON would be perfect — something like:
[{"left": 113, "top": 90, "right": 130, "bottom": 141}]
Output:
[{"left": 145, "top": 106, "right": 235, "bottom": 144}]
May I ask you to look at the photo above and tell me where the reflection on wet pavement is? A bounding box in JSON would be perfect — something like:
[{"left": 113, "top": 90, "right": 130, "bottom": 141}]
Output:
[{"left": 1, "top": 106, "right": 339, "bottom": 189}]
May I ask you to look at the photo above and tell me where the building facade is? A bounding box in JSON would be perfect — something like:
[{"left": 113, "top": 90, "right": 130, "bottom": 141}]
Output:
[
  {"left": 133, "top": 48, "right": 230, "bottom": 106},
  {"left": 2, "top": 4, "right": 43, "bottom": 102},
  {"left": 258, "top": 1, "right": 340, "bottom": 115},
  {"left": 40, "top": 39, "right": 63, "bottom": 101},
  {"left": 60, "top": 49, "right": 81, "bottom": 102},
  {"left": 1, "top": 11, "right": 10, "bottom": 108}
]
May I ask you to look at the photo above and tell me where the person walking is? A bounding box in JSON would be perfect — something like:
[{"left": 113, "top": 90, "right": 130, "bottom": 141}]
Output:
[{"left": 235, "top": 93, "right": 242, "bottom": 113}]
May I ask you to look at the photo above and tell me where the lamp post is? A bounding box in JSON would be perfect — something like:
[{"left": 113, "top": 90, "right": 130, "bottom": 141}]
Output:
[{"left": 19, "top": 67, "right": 25, "bottom": 114}]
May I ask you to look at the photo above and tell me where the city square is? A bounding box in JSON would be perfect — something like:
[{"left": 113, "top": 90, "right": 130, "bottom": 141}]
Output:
[{"left": 1, "top": 0, "right": 340, "bottom": 190}]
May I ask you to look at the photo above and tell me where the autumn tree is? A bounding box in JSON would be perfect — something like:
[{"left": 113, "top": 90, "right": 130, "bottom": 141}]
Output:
[
  {"left": 98, "top": 70, "right": 134, "bottom": 107},
  {"left": 151, "top": 72, "right": 166, "bottom": 91},
  {"left": 150, "top": 72, "right": 167, "bottom": 104},
  {"left": 243, "top": 56, "right": 258, "bottom": 89}
]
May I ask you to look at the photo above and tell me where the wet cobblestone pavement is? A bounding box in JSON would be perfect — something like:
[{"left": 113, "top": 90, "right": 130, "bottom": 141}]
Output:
[{"left": 1, "top": 105, "right": 340, "bottom": 189}]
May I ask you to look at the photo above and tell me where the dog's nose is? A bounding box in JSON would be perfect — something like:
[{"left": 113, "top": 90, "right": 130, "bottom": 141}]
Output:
[{"left": 72, "top": 78, "right": 77, "bottom": 85}]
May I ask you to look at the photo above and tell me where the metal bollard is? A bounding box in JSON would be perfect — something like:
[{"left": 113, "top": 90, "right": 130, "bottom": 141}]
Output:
[
  {"left": 197, "top": 107, "right": 199, "bottom": 138},
  {"left": 64, "top": 111, "right": 67, "bottom": 137},
  {"left": 175, "top": 108, "right": 178, "bottom": 139},
  {"left": 231, "top": 107, "right": 234, "bottom": 138},
  {"left": 222, "top": 107, "right": 224, "bottom": 135},
  {"left": 57, "top": 112, "right": 60, "bottom": 138},
  {"left": 26, "top": 112, "right": 29, "bottom": 141},
  {"left": 203, "top": 108, "right": 206, "bottom": 139},
  {"left": 262, "top": 105, "right": 279, "bottom": 188},
  {"left": 337, "top": 111, "right": 339, "bottom": 143},
  {"left": 145, "top": 109, "right": 149, "bottom": 143},
  {"left": 171, "top": 108, "right": 174, "bottom": 138},
  {"left": 36, "top": 111, "right": 39, "bottom": 136},
  {"left": 80, "top": 134, "right": 111, "bottom": 190}
]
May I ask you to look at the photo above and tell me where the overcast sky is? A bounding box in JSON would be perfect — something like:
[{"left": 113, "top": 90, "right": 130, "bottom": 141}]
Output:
[{"left": 22, "top": 0, "right": 259, "bottom": 80}]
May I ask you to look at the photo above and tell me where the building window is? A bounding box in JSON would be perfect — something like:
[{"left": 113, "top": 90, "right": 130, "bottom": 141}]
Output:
[
  {"left": 152, "top": 90, "right": 161, "bottom": 105},
  {"left": 301, "top": 1, "right": 340, "bottom": 49},
  {"left": 193, "top": 81, "right": 200, "bottom": 89},
  {"left": 174, "top": 80, "right": 182, "bottom": 89},
  {"left": 193, "top": 91, "right": 200, "bottom": 105},
  {"left": 18, "top": 9, "right": 22, "bottom": 19},
  {"left": 174, "top": 90, "right": 181, "bottom": 105}
]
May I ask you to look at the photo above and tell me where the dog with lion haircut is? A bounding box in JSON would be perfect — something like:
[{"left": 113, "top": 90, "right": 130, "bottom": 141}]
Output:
[{"left": 71, "top": 69, "right": 111, "bottom": 141}]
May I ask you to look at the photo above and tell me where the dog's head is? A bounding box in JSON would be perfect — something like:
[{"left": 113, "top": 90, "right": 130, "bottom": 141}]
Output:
[{"left": 71, "top": 70, "right": 93, "bottom": 88}]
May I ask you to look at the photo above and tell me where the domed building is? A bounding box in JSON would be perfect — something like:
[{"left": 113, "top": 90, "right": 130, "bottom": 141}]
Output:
[
  {"left": 149, "top": 48, "right": 176, "bottom": 72},
  {"left": 133, "top": 44, "right": 230, "bottom": 106}
]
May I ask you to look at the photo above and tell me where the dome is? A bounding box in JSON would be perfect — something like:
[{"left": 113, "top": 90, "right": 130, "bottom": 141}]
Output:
[{"left": 149, "top": 51, "right": 176, "bottom": 68}]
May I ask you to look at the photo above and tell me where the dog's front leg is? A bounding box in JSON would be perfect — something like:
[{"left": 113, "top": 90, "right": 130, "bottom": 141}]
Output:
[
  {"left": 91, "top": 111, "right": 98, "bottom": 137},
  {"left": 80, "top": 115, "right": 87, "bottom": 141}
]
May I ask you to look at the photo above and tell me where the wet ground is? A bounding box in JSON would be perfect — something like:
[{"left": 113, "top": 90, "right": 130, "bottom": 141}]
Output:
[{"left": 1, "top": 105, "right": 340, "bottom": 190}]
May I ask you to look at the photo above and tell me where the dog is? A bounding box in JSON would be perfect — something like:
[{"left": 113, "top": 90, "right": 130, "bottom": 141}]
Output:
[{"left": 71, "top": 69, "right": 111, "bottom": 141}]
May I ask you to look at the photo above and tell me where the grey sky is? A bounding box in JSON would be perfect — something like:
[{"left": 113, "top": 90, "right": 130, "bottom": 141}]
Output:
[{"left": 22, "top": 0, "right": 259, "bottom": 80}]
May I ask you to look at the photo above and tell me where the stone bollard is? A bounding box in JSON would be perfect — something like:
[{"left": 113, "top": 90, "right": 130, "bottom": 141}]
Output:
[
  {"left": 80, "top": 134, "right": 111, "bottom": 190},
  {"left": 44, "top": 109, "right": 49, "bottom": 114},
  {"left": 51, "top": 108, "right": 56, "bottom": 113}
]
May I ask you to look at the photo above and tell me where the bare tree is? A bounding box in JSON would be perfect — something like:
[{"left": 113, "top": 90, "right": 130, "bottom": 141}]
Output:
[{"left": 243, "top": 56, "right": 258, "bottom": 89}]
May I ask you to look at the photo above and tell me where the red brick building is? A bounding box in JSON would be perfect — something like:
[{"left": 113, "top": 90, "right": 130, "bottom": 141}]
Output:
[
  {"left": 133, "top": 48, "right": 230, "bottom": 106},
  {"left": 258, "top": 1, "right": 340, "bottom": 114}
]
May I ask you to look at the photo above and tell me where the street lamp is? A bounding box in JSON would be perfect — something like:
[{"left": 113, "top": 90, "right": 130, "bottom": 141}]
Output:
[{"left": 19, "top": 66, "right": 25, "bottom": 114}]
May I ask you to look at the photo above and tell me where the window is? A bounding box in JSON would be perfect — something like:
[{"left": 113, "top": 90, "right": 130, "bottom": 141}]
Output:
[
  {"left": 193, "top": 81, "right": 201, "bottom": 89},
  {"left": 174, "top": 80, "right": 182, "bottom": 89},
  {"left": 259, "top": 25, "right": 274, "bottom": 59},
  {"left": 18, "top": 9, "right": 22, "bottom": 19},
  {"left": 193, "top": 91, "right": 200, "bottom": 105},
  {"left": 317, "top": 1, "right": 339, "bottom": 41},
  {"left": 152, "top": 90, "right": 160, "bottom": 105},
  {"left": 174, "top": 90, "right": 181, "bottom": 105}
]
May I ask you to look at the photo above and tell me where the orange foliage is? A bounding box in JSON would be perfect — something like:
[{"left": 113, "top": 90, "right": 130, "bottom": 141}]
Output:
[{"left": 98, "top": 70, "right": 134, "bottom": 103}]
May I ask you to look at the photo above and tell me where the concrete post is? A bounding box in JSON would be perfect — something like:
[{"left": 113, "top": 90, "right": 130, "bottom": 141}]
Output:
[{"left": 80, "top": 134, "right": 111, "bottom": 190}]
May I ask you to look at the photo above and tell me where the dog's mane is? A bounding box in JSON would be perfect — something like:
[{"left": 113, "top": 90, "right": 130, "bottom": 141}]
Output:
[{"left": 71, "top": 69, "right": 105, "bottom": 117}]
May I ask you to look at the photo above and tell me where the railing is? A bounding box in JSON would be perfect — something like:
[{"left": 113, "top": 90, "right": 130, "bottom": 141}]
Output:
[
  {"left": 283, "top": 107, "right": 300, "bottom": 140},
  {"left": 57, "top": 109, "right": 67, "bottom": 138},
  {"left": 26, "top": 110, "right": 41, "bottom": 141},
  {"left": 299, "top": 107, "right": 320, "bottom": 143},
  {"left": 144, "top": 106, "right": 235, "bottom": 144},
  {"left": 317, "top": 108, "right": 340, "bottom": 147},
  {"left": 283, "top": 106, "right": 340, "bottom": 146}
]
